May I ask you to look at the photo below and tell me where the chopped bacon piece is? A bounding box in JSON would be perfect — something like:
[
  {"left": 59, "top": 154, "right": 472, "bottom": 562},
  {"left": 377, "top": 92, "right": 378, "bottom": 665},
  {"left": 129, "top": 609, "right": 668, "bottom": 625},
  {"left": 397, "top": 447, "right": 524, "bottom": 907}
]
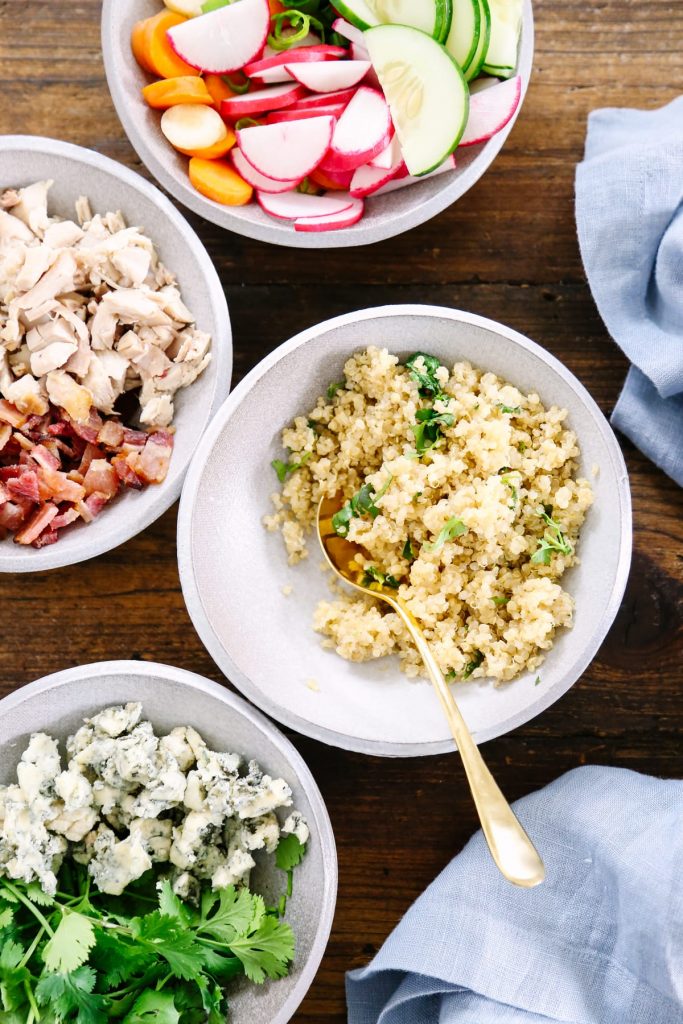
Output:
[
  {"left": 31, "top": 444, "right": 61, "bottom": 472},
  {"left": 85, "top": 491, "right": 110, "bottom": 518},
  {"left": 78, "top": 442, "right": 102, "bottom": 476},
  {"left": 52, "top": 507, "right": 81, "bottom": 530},
  {"left": 83, "top": 459, "right": 119, "bottom": 500},
  {"left": 122, "top": 427, "right": 148, "bottom": 446},
  {"left": 13, "top": 431, "right": 34, "bottom": 452},
  {"left": 67, "top": 408, "right": 103, "bottom": 444},
  {"left": 112, "top": 454, "right": 143, "bottom": 490},
  {"left": 0, "top": 481, "right": 9, "bottom": 505},
  {"left": 47, "top": 420, "right": 70, "bottom": 437},
  {"left": 150, "top": 428, "right": 175, "bottom": 449},
  {"left": 132, "top": 435, "right": 173, "bottom": 485},
  {"left": 0, "top": 465, "right": 25, "bottom": 481},
  {"left": 14, "top": 502, "right": 59, "bottom": 545},
  {"left": 0, "top": 400, "right": 27, "bottom": 429},
  {"left": 33, "top": 530, "right": 59, "bottom": 549},
  {"left": 7, "top": 470, "right": 41, "bottom": 504},
  {"left": 0, "top": 501, "right": 26, "bottom": 533},
  {"left": 98, "top": 419, "right": 125, "bottom": 448},
  {"left": 39, "top": 467, "right": 86, "bottom": 504},
  {"left": 0, "top": 425, "right": 12, "bottom": 452}
]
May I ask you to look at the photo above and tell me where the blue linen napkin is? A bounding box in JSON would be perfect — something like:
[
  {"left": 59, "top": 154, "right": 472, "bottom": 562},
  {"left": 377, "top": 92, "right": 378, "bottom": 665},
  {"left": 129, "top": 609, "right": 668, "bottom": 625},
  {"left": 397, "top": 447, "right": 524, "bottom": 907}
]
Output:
[
  {"left": 346, "top": 766, "right": 683, "bottom": 1024},
  {"left": 575, "top": 95, "right": 683, "bottom": 487}
]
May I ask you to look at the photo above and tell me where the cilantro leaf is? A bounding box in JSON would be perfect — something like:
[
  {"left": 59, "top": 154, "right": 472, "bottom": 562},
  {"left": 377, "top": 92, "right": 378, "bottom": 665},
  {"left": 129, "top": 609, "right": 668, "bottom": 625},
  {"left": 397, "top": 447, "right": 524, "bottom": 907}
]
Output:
[
  {"left": 156, "top": 880, "right": 191, "bottom": 928},
  {"left": 361, "top": 566, "right": 400, "bottom": 590},
  {"left": 42, "top": 911, "right": 96, "bottom": 973},
  {"left": 332, "top": 475, "right": 392, "bottom": 537},
  {"left": 198, "top": 886, "right": 255, "bottom": 944},
  {"left": 25, "top": 882, "right": 55, "bottom": 908},
  {"left": 0, "top": 907, "right": 14, "bottom": 930},
  {"left": 275, "top": 835, "right": 306, "bottom": 872},
  {"left": 463, "top": 651, "right": 484, "bottom": 679},
  {"left": 200, "top": 948, "right": 243, "bottom": 981},
  {"left": 122, "top": 990, "right": 180, "bottom": 1024},
  {"left": 411, "top": 407, "right": 454, "bottom": 455},
  {"left": 402, "top": 537, "right": 416, "bottom": 563},
  {"left": 424, "top": 517, "right": 468, "bottom": 552},
  {"left": 35, "top": 967, "right": 107, "bottom": 1024},
  {"left": 405, "top": 352, "right": 446, "bottom": 397},
  {"left": 530, "top": 508, "right": 573, "bottom": 564},
  {"left": 90, "top": 931, "right": 154, "bottom": 989},
  {"left": 497, "top": 402, "right": 522, "bottom": 414},
  {"left": 0, "top": 940, "right": 29, "bottom": 1013},
  {"left": 326, "top": 380, "right": 345, "bottom": 400},
  {"left": 271, "top": 450, "right": 311, "bottom": 483},
  {"left": 129, "top": 913, "right": 207, "bottom": 981},
  {"left": 492, "top": 595, "right": 509, "bottom": 607},
  {"left": 228, "top": 916, "right": 295, "bottom": 984}
]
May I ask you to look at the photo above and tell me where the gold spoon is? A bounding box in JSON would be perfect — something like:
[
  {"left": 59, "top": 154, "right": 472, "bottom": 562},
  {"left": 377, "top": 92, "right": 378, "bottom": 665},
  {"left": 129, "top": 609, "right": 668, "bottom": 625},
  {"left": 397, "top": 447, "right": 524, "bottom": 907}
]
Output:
[{"left": 317, "top": 494, "right": 545, "bottom": 888}]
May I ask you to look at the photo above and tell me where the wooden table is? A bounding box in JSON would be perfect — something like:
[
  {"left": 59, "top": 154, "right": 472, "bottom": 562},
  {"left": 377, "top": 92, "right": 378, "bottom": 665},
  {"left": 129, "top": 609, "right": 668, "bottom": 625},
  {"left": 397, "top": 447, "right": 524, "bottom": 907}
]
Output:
[{"left": 1, "top": 1, "right": 682, "bottom": 1018}]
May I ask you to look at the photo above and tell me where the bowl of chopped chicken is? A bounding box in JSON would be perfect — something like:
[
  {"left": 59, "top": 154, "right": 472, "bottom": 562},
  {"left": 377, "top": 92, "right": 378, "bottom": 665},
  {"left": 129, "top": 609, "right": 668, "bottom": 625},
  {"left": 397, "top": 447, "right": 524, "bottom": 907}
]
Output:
[
  {"left": 0, "top": 660, "right": 337, "bottom": 1024},
  {"left": 0, "top": 136, "right": 232, "bottom": 570}
]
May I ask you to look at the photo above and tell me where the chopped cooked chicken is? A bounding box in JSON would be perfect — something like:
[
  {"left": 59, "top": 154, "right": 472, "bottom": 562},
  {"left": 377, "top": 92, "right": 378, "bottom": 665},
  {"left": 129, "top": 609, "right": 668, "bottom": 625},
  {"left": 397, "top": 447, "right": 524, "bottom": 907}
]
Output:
[{"left": 0, "top": 181, "right": 208, "bottom": 548}]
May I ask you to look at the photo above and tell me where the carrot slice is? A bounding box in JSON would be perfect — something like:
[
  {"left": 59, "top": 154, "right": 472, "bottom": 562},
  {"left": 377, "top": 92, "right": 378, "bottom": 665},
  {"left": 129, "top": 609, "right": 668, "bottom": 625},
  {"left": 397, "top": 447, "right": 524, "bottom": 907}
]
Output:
[
  {"left": 176, "top": 126, "right": 236, "bottom": 159},
  {"left": 204, "top": 74, "right": 242, "bottom": 109},
  {"left": 142, "top": 76, "right": 213, "bottom": 109},
  {"left": 131, "top": 20, "right": 155, "bottom": 74},
  {"left": 310, "top": 168, "right": 349, "bottom": 191},
  {"left": 189, "top": 158, "right": 253, "bottom": 206},
  {"left": 132, "top": 11, "right": 200, "bottom": 79}
]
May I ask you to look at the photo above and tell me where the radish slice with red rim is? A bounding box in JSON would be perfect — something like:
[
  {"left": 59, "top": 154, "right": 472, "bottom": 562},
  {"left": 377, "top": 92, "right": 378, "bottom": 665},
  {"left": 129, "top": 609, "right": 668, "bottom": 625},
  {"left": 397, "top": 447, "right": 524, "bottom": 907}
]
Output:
[
  {"left": 323, "top": 86, "right": 392, "bottom": 171},
  {"left": 372, "top": 154, "right": 456, "bottom": 195},
  {"left": 285, "top": 60, "right": 371, "bottom": 93},
  {"left": 294, "top": 196, "right": 364, "bottom": 231},
  {"left": 237, "top": 115, "right": 335, "bottom": 181},
  {"left": 295, "top": 88, "right": 357, "bottom": 110},
  {"left": 331, "top": 17, "right": 366, "bottom": 48},
  {"left": 458, "top": 75, "right": 522, "bottom": 146},
  {"left": 166, "top": 0, "right": 270, "bottom": 74},
  {"left": 257, "top": 191, "right": 355, "bottom": 220},
  {"left": 244, "top": 44, "right": 347, "bottom": 76},
  {"left": 266, "top": 103, "right": 347, "bottom": 123},
  {"left": 350, "top": 160, "right": 406, "bottom": 198},
  {"left": 231, "top": 148, "right": 302, "bottom": 193},
  {"left": 220, "top": 83, "right": 306, "bottom": 118},
  {"left": 370, "top": 134, "right": 403, "bottom": 169}
]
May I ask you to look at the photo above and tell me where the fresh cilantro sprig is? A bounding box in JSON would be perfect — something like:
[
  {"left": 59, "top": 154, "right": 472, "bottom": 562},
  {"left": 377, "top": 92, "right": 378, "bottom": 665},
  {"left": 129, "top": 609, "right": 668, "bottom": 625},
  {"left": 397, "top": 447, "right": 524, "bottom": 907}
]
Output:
[
  {"left": 0, "top": 843, "right": 306, "bottom": 1024},
  {"left": 271, "top": 450, "right": 311, "bottom": 483},
  {"left": 361, "top": 565, "right": 401, "bottom": 590},
  {"left": 424, "top": 516, "right": 468, "bottom": 553},
  {"left": 530, "top": 507, "right": 573, "bottom": 565},
  {"left": 332, "top": 475, "right": 393, "bottom": 537},
  {"left": 405, "top": 352, "right": 446, "bottom": 398},
  {"left": 411, "top": 407, "right": 455, "bottom": 455}
]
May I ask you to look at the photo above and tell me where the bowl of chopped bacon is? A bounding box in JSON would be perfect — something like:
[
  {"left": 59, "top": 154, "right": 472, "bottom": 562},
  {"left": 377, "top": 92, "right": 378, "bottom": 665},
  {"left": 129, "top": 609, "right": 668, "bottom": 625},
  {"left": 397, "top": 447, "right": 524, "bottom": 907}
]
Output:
[{"left": 0, "top": 136, "right": 232, "bottom": 571}]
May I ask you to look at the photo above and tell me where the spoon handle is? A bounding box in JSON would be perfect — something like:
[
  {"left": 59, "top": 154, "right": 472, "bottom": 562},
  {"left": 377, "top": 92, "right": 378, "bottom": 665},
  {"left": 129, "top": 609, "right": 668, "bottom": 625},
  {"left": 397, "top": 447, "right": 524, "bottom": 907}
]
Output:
[{"left": 395, "top": 601, "right": 545, "bottom": 888}]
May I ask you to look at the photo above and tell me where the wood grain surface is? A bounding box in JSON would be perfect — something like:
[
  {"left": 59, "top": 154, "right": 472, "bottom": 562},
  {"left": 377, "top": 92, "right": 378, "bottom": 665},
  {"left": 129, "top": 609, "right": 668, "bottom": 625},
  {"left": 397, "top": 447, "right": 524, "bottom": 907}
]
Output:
[{"left": 1, "top": 1, "right": 682, "bottom": 1019}]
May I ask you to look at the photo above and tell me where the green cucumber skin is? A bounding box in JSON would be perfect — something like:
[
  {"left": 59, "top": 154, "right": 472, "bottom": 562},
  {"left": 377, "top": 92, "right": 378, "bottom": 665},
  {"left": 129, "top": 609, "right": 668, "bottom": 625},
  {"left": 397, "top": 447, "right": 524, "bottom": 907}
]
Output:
[
  {"left": 333, "top": 0, "right": 376, "bottom": 31},
  {"left": 464, "top": 0, "right": 491, "bottom": 81},
  {"left": 482, "top": 63, "right": 516, "bottom": 79},
  {"left": 435, "top": 0, "right": 454, "bottom": 43},
  {"left": 446, "top": 0, "right": 480, "bottom": 74}
]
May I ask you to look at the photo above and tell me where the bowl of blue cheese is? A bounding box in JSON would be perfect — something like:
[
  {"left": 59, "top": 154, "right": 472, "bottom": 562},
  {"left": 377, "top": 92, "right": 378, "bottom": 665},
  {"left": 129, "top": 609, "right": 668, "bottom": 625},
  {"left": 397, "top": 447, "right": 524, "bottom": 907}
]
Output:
[{"left": 0, "top": 660, "right": 337, "bottom": 1024}]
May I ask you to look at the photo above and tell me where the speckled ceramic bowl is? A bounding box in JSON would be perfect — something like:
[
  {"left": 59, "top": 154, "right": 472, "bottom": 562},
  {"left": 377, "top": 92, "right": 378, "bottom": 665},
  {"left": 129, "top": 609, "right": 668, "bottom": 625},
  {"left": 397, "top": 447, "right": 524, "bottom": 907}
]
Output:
[
  {"left": 101, "top": 1, "right": 534, "bottom": 248},
  {"left": 178, "top": 304, "right": 632, "bottom": 756},
  {"left": 0, "top": 660, "right": 337, "bottom": 1024},
  {"left": 0, "top": 137, "right": 232, "bottom": 573}
]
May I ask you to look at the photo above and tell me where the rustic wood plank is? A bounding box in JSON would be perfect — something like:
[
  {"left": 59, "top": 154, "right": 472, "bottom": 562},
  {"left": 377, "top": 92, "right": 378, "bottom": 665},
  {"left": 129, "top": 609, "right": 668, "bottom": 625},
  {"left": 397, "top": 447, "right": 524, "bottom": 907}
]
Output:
[{"left": 0, "top": 0, "right": 682, "bottom": 1020}]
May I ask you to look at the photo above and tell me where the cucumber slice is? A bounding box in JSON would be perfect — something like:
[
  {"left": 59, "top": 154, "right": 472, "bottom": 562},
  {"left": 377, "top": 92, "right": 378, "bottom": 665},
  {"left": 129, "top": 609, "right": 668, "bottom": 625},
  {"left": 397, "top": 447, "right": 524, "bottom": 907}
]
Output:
[
  {"left": 445, "top": 0, "right": 480, "bottom": 73},
  {"left": 335, "top": 0, "right": 452, "bottom": 41},
  {"left": 463, "top": 0, "right": 491, "bottom": 81},
  {"left": 481, "top": 63, "right": 516, "bottom": 79},
  {"left": 485, "top": 0, "right": 522, "bottom": 69},
  {"left": 365, "top": 23, "right": 469, "bottom": 176}
]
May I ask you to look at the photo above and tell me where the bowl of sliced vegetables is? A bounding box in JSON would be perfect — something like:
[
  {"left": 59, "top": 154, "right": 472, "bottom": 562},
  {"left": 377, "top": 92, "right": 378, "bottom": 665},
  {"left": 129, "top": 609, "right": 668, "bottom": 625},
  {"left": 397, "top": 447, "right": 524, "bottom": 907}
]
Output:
[
  {"left": 0, "top": 660, "right": 337, "bottom": 1023},
  {"left": 102, "top": 0, "right": 533, "bottom": 246}
]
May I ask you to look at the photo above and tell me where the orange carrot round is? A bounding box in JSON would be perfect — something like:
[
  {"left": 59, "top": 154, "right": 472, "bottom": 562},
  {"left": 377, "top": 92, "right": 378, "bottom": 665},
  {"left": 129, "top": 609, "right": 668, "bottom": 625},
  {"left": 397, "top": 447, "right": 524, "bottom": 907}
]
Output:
[
  {"left": 189, "top": 158, "right": 253, "bottom": 206},
  {"left": 132, "top": 11, "right": 200, "bottom": 79},
  {"left": 176, "top": 126, "right": 236, "bottom": 159},
  {"left": 131, "top": 19, "right": 155, "bottom": 73},
  {"left": 142, "top": 76, "right": 214, "bottom": 109}
]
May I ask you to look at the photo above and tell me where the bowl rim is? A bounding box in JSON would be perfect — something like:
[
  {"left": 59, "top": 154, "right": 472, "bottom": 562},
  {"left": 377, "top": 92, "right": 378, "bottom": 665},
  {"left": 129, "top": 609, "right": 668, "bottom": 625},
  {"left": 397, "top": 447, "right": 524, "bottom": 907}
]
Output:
[
  {"left": 0, "top": 658, "right": 338, "bottom": 1024},
  {"left": 100, "top": 0, "right": 534, "bottom": 249},
  {"left": 177, "top": 303, "right": 633, "bottom": 757},
  {"left": 0, "top": 135, "right": 233, "bottom": 573}
]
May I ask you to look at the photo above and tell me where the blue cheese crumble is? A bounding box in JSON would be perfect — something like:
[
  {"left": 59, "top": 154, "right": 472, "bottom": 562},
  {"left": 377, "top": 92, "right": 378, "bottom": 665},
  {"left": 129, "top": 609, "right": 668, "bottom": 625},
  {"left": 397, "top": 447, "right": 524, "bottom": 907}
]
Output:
[{"left": 0, "top": 704, "right": 308, "bottom": 898}]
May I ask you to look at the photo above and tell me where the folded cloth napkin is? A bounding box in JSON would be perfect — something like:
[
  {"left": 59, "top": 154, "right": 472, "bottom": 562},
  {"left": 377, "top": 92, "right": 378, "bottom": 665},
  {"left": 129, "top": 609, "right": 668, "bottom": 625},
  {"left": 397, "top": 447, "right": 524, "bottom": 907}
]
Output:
[
  {"left": 575, "top": 95, "right": 683, "bottom": 486},
  {"left": 346, "top": 766, "right": 683, "bottom": 1024}
]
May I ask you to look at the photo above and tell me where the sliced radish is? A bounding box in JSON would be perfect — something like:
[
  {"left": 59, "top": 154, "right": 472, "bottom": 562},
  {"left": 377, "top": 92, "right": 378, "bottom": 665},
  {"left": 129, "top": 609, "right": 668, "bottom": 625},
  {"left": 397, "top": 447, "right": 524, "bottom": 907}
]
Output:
[
  {"left": 244, "top": 45, "right": 347, "bottom": 77},
  {"left": 323, "top": 86, "right": 392, "bottom": 171},
  {"left": 458, "top": 75, "right": 522, "bottom": 146},
  {"left": 370, "top": 134, "right": 403, "bottom": 169},
  {"left": 350, "top": 160, "right": 406, "bottom": 198},
  {"left": 311, "top": 165, "right": 354, "bottom": 188},
  {"left": 238, "top": 116, "right": 335, "bottom": 181},
  {"left": 350, "top": 39, "right": 370, "bottom": 60},
  {"left": 231, "top": 148, "right": 302, "bottom": 193},
  {"left": 286, "top": 60, "right": 371, "bottom": 93},
  {"left": 220, "top": 82, "right": 306, "bottom": 118},
  {"left": 295, "top": 88, "right": 357, "bottom": 110},
  {"left": 372, "top": 154, "right": 456, "bottom": 194},
  {"left": 257, "top": 191, "right": 355, "bottom": 220},
  {"left": 294, "top": 196, "right": 364, "bottom": 231},
  {"left": 266, "top": 103, "right": 347, "bottom": 123},
  {"left": 160, "top": 104, "right": 228, "bottom": 152},
  {"left": 331, "top": 17, "right": 367, "bottom": 47},
  {"left": 166, "top": 0, "right": 270, "bottom": 74},
  {"left": 250, "top": 66, "right": 295, "bottom": 85}
]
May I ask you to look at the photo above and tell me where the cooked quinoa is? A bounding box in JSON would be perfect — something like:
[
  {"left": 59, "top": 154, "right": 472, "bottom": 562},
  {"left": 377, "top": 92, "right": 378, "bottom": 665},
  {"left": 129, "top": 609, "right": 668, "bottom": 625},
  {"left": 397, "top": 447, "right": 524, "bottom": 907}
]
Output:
[{"left": 264, "top": 347, "right": 593, "bottom": 684}]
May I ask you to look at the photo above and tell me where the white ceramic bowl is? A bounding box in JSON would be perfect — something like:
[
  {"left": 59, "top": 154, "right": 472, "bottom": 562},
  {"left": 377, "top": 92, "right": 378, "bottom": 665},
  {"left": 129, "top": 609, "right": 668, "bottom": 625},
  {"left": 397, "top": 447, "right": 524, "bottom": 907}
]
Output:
[
  {"left": 0, "top": 137, "right": 232, "bottom": 572},
  {"left": 101, "top": 1, "right": 534, "bottom": 249},
  {"left": 0, "top": 660, "right": 337, "bottom": 1024},
  {"left": 178, "top": 305, "right": 632, "bottom": 756}
]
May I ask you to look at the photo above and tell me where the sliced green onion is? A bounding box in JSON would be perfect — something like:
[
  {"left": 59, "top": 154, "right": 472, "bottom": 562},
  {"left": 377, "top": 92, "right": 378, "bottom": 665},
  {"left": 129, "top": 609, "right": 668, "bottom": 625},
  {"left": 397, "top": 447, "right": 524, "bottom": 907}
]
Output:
[
  {"left": 268, "top": 11, "right": 310, "bottom": 49},
  {"left": 222, "top": 71, "right": 250, "bottom": 94}
]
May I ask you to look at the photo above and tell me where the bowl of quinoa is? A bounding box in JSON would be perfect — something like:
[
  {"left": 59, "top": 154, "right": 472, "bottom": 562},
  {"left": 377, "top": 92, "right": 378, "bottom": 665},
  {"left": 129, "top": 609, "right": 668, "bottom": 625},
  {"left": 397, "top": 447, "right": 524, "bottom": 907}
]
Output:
[{"left": 178, "top": 305, "right": 631, "bottom": 756}]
